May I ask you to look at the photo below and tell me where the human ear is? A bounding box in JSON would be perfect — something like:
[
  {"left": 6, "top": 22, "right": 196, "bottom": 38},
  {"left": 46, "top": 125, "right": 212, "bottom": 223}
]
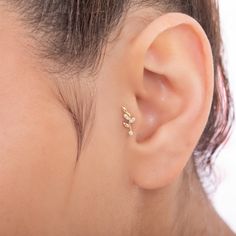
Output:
[{"left": 125, "top": 13, "right": 214, "bottom": 190}]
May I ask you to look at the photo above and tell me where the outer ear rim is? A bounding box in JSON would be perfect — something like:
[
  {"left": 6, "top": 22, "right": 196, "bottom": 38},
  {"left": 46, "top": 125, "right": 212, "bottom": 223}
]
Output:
[
  {"left": 132, "top": 12, "right": 214, "bottom": 80},
  {"left": 131, "top": 12, "right": 214, "bottom": 151}
]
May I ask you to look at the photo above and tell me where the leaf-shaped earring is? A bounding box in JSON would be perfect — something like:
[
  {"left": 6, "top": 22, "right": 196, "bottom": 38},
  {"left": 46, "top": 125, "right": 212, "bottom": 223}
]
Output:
[{"left": 122, "top": 106, "right": 136, "bottom": 136}]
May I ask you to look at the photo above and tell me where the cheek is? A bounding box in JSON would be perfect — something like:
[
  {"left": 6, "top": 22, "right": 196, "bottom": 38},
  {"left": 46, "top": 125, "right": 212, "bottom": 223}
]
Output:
[
  {"left": 0, "top": 98, "right": 78, "bottom": 235},
  {"left": 62, "top": 114, "right": 134, "bottom": 235}
]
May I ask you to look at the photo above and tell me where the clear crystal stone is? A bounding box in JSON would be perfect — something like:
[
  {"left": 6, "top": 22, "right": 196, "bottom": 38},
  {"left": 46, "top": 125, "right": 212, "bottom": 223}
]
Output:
[
  {"left": 124, "top": 114, "right": 130, "bottom": 121},
  {"left": 130, "top": 117, "right": 136, "bottom": 124},
  {"left": 123, "top": 122, "right": 130, "bottom": 128},
  {"left": 128, "top": 130, "right": 134, "bottom": 136}
]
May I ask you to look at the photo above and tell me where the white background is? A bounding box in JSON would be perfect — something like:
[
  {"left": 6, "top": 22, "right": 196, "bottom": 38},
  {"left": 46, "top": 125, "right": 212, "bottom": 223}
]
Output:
[{"left": 211, "top": 0, "right": 236, "bottom": 232}]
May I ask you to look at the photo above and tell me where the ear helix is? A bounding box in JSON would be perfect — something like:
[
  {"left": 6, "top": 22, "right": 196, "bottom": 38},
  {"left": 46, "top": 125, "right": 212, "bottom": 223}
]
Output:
[{"left": 122, "top": 106, "right": 136, "bottom": 136}]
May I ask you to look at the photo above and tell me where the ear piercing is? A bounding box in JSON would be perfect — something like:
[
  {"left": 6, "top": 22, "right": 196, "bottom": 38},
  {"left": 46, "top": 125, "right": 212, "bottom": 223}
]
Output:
[{"left": 122, "top": 106, "right": 136, "bottom": 136}]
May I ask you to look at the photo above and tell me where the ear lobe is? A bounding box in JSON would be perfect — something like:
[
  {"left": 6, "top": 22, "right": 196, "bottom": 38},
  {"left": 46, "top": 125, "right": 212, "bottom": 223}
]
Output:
[{"left": 128, "top": 13, "right": 214, "bottom": 190}]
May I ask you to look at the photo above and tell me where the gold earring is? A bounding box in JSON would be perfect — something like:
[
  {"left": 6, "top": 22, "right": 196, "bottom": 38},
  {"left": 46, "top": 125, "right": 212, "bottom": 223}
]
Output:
[{"left": 122, "top": 106, "right": 136, "bottom": 136}]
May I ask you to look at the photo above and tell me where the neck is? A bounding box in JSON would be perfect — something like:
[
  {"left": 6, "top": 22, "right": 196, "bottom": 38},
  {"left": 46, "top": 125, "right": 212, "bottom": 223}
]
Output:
[{"left": 133, "top": 163, "right": 235, "bottom": 236}]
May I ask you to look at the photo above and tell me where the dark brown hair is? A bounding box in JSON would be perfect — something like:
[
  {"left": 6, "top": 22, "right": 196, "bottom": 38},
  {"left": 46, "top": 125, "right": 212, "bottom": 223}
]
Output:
[{"left": 7, "top": 0, "right": 234, "bottom": 171}]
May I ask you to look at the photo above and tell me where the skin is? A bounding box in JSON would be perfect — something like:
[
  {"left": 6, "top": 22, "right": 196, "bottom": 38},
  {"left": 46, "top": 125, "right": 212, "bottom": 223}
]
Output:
[{"left": 0, "top": 5, "right": 235, "bottom": 236}]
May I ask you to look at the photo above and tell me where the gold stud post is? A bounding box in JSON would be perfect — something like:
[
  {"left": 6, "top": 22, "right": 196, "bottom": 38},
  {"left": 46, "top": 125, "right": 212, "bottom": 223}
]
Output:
[{"left": 122, "top": 106, "right": 136, "bottom": 136}]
